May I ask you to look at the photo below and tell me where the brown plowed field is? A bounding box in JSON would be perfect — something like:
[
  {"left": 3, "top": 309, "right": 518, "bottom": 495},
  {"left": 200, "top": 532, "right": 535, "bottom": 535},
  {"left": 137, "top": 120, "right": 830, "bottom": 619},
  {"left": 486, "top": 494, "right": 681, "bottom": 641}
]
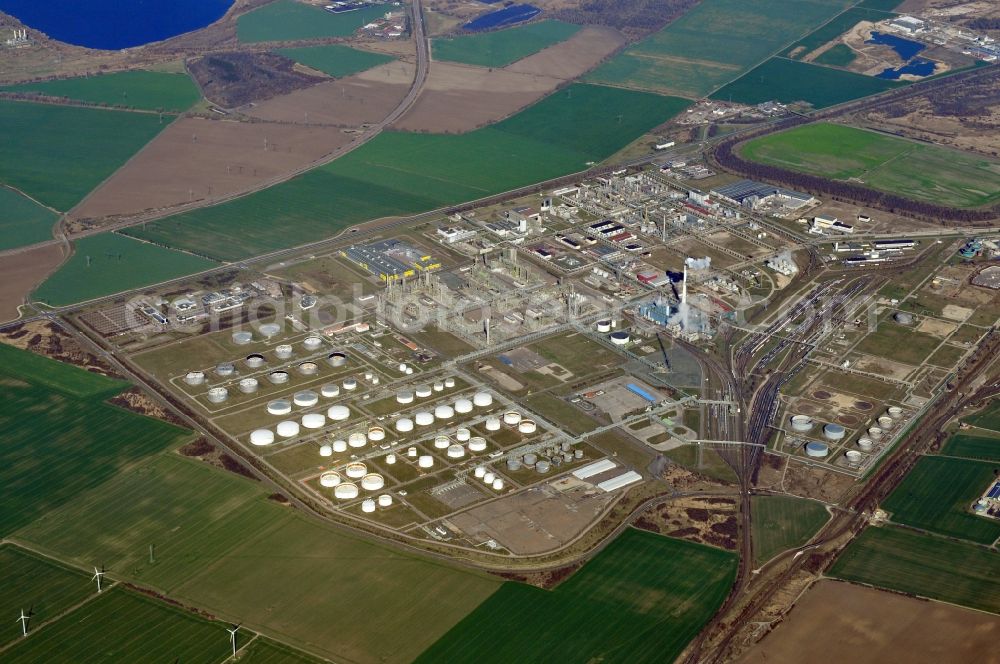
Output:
[
  {"left": 0, "top": 242, "right": 67, "bottom": 322},
  {"left": 69, "top": 116, "right": 353, "bottom": 221},
  {"left": 739, "top": 579, "right": 1000, "bottom": 664},
  {"left": 394, "top": 25, "right": 624, "bottom": 133},
  {"left": 243, "top": 60, "right": 414, "bottom": 126}
]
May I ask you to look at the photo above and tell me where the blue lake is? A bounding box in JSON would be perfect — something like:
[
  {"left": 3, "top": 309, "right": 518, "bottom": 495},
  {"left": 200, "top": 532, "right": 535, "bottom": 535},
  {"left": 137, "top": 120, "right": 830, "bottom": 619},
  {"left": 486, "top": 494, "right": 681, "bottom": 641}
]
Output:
[
  {"left": 0, "top": 0, "right": 234, "bottom": 50},
  {"left": 866, "top": 31, "right": 925, "bottom": 60},
  {"left": 463, "top": 4, "right": 541, "bottom": 31},
  {"left": 877, "top": 58, "right": 937, "bottom": 79}
]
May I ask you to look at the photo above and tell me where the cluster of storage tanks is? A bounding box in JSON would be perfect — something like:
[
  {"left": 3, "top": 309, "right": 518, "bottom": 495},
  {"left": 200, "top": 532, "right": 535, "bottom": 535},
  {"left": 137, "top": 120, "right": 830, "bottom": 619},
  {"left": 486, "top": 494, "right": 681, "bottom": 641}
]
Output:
[
  {"left": 791, "top": 406, "right": 905, "bottom": 467},
  {"left": 318, "top": 462, "right": 393, "bottom": 511},
  {"left": 392, "top": 389, "right": 494, "bottom": 433},
  {"left": 505, "top": 441, "right": 582, "bottom": 475}
]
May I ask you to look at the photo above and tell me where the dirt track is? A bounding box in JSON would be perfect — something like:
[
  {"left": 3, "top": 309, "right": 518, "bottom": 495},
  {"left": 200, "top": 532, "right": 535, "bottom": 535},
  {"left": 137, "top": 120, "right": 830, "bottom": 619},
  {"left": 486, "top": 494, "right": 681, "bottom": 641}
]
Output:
[{"left": 0, "top": 242, "right": 66, "bottom": 322}]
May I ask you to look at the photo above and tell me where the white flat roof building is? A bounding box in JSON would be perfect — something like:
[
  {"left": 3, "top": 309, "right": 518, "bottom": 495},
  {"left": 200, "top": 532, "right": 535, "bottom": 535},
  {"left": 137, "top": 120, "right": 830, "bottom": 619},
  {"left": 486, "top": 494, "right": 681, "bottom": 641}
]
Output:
[
  {"left": 572, "top": 459, "right": 617, "bottom": 480},
  {"left": 597, "top": 471, "right": 643, "bottom": 492}
]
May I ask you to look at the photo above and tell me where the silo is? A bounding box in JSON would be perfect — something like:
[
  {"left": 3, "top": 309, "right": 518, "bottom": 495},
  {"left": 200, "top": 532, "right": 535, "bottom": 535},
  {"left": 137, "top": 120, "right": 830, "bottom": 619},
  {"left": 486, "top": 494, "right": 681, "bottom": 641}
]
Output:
[
  {"left": 361, "top": 474, "right": 385, "bottom": 491},
  {"left": 418, "top": 455, "right": 434, "bottom": 469},
  {"left": 185, "top": 371, "right": 205, "bottom": 386},
  {"left": 298, "top": 361, "right": 318, "bottom": 376},
  {"left": 348, "top": 432, "right": 366, "bottom": 448},
  {"left": 474, "top": 466, "right": 486, "bottom": 479},
  {"left": 239, "top": 378, "right": 259, "bottom": 394},
  {"left": 245, "top": 353, "right": 265, "bottom": 369},
  {"left": 823, "top": 423, "right": 846, "bottom": 441},
  {"left": 267, "top": 399, "right": 292, "bottom": 415},
  {"left": 334, "top": 483, "right": 359, "bottom": 500},
  {"left": 492, "top": 478, "right": 505, "bottom": 491},
  {"left": 447, "top": 444, "right": 465, "bottom": 459},
  {"left": 456, "top": 428, "right": 471, "bottom": 442},
  {"left": 434, "top": 405, "right": 455, "bottom": 420},
  {"left": 518, "top": 420, "right": 537, "bottom": 434},
  {"left": 485, "top": 416, "right": 501, "bottom": 431},
  {"left": 503, "top": 411, "right": 522, "bottom": 426},
  {"left": 319, "top": 444, "right": 333, "bottom": 457},
  {"left": 343, "top": 377, "right": 358, "bottom": 391},
  {"left": 332, "top": 439, "right": 348, "bottom": 453},
  {"left": 414, "top": 411, "right": 435, "bottom": 427},
  {"left": 293, "top": 390, "right": 318, "bottom": 407},
  {"left": 535, "top": 460, "right": 551, "bottom": 473},
  {"left": 395, "top": 418, "right": 414, "bottom": 433},
  {"left": 473, "top": 392, "right": 494, "bottom": 408},
  {"left": 232, "top": 331, "right": 253, "bottom": 345},
  {"left": 454, "top": 399, "right": 473, "bottom": 414},
  {"left": 845, "top": 450, "right": 862, "bottom": 467},
  {"left": 303, "top": 336, "right": 322, "bottom": 351},
  {"left": 790, "top": 415, "right": 814, "bottom": 432},
  {"left": 320, "top": 471, "right": 341, "bottom": 487},
  {"left": 277, "top": 420, "right": 300, "bottom": 438},
  {"left": 327, "top": 404, "right": 351, "bottom": 421},
  {"left": 207, "top": 387, "right": 229, "bottom": 403},
  {"left": 507, "top": 458, "right": 522, "bottom": 472},
  {"left": 361, "top": 499, "right": 376, "bottom": 513},
  {"left": 444, "top": 377, "right": 456, "bottom": 388},
  {"left": 434, "top": 435, "right": 450, "bottom": 449},
  {"left": 259, "top": 323, "right": 281, "bottom": 338},
  {"left": 268, "top": 370, "right": 289, "bottom": 385},
  {"left": 805, "top": 442, "right": 829, "bottom": 457},
  {"left": 345, "top": 462, "right": 367, "bottom": 479},
  {"left": 367, "top": 426, "right": 385, "bottom": 442},
  {"left": 468, "top": 437, "right": 487, "bottom": 453},
  {"left": 321, "top": 384, "right": 340, "bottom": 398},
  {"left": 275, "top": 344, "right": 293, "bottom": 360},
  {"left": 250, "top": 429, "right": 274, "bottom": 446},
  {"left": 857, "top": 437, "right": 873, "bottom": 452},
  {"left": 377, "top": 494, "right": 393, "bottom": 507},
  {"left": 301, "top": 413, "right": 326, "bottom": 429},
  {"left": 396, "top": 390, "right": 415, "bottom": 405},
  {"left": 216, "top": 362, "right": 236, "bottom": 377},
  {"left": 328, "top": 352, "right": 347, "bottom": 367},
  {"left": 415, "top": 385, "right": 432, "bottom": 399}
]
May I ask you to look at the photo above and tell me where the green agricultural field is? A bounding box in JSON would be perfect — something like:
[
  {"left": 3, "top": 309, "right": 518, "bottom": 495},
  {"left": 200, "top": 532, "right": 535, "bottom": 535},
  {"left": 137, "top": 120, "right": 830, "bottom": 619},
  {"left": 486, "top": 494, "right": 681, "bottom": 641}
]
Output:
[
  {"left": 856, "top": 0, "right": 904, "bottom": 10},
  {"left": 814, "top": 43, "right": 857, "bottom": 67},
  {"left": 239, "top": 638, "right": 329, "bottom": 664},
  {"left": 854, "top": 321, "right": 940, "bottom": 366},
  {"left": 882, "top": 456, "right": 1000, "bottom": 544},
  {"left": 941, "top": 432, "right": 1000, "bottom": 462},
  {"left": 587, "top": 0, "right": 854, "bottom": 97},
  {"left": 2, "top": 70, "right": 201, "bottom": 112},
  {"left": 0, "top": 100, "right": 170, "bottom": 211},
  {"left": 964, "top": 400, "right": 1000, "bottom": 433},
  {"left": 432, "top": 20, "right": 580, "bottom": 68},
  {"left": 830, "top": 525, "right": 1000, "bottom": 614},
  {"left": 0, "top": 546, "right": 94, "bottom": 648},
  {"left": 0, "top": 344, "right": 189, "bottom": 537},
  {"left": 1, "top": 587, "right": 236, "bottom": 664},
  {"left": 124, "top": 84, "right": 688, "bottom": 261},
  {"left": 740, "top": 122, "right": 1000, "bottom": 208},
  {"left": 711, "top": 57, "right": 900, "bottom": 108},
  {"left": 415, "top": 529, "right": 737, "bottom": 664},
  {"left": 238, "top": 0, "right": 392, "bottom": 43},
  {"left": 0, "top": 186, "right": 58, "bottom": 251},
  {"left": 786, "top": 7, "right": 898, "bottom": 59},
  {"left": 751, "top": 495, "right": 830, "bottom": 565},
  {"left": 33, "top": 233, "right": 218, "bottom": 306},
  {"left": 275, "top": 44, "right": 394, "bottom": 78}
]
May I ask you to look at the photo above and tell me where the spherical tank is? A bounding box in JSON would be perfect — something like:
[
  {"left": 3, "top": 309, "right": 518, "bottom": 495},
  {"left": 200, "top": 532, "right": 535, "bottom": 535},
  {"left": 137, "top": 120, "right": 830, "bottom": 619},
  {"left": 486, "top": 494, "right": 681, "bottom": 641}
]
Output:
[
  {"left": 249, "top": 429, "right": 274, "bottom": 446},
  {"left": 276, "top": 421, "right": 300, "bottom": 438}
]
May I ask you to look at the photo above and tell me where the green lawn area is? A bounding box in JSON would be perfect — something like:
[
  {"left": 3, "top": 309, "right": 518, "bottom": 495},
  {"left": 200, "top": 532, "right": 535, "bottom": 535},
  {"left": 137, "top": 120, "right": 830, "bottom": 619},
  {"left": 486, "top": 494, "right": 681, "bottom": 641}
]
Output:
[
  {"left": 33, "top": 233, "right": 219, "bottom": 306},
  {"left": 0, "top": 100, "right": 171, "bottom": 211},
  {"left": 239, "top": 638, "right": 329, "bottom": 664},
  {"left": 751, "top": 495, "right": 830, "bottom": 565},
  {"left": 710, "top": 57, "right": 901, "bottom": 108},
  {"left": 854, "top": 321, "right": 941, "bottom": 366},
  {"left": 0, "top": 344, "right": 189, "bottom": 537},
  {"left": 856, "top": 0, "right": 904, "bottom": 9},
  {"left": 432, "top": 19, "right": 580, "bottom": 68},
  {"left": 124, "top": 84, "right": 689, "bottom": 261},
  {"left": 238, "top": 0, "right": 392, "bottom": 43},
  {"left": 786, "top": 7, "right": 898, "bottom": 58},
  {"left": 740, "top": 122, "right": 1000, "bottom": 208},
  {"left": 275, "top": 44, "right": 394, "bottom": 77},
  {"left": 1, "top": 587, "right": 236, "bottom": 664},
  {"left": 2, "top": 70, "right": 201, "bottom": 112},
  {"left": 830, "top": 525, "right": 1000, "bottom": 614},
  {"left": 882, "top": 456, "right": 1000, "bottom": 544},
  {"left": 0, "top": 546, "right": 94, "bottom": 648},
  {"left": 941, "top": 432, "right": 1000, "bottom": 462},
  {"left": 415, "top": 528, "right": 736, "bottom": 664},
  {"left": 964, "top": 400, "right": 1000, "bottom": 433},
  {"left": 0, "top": 186, "right": 58, "bottom": 251},
  {"left": 586, "top": 0, "right": 854, "bottom": 97},
  {"left": 814, "top": 43, "right": 857, "bottom": 67}
]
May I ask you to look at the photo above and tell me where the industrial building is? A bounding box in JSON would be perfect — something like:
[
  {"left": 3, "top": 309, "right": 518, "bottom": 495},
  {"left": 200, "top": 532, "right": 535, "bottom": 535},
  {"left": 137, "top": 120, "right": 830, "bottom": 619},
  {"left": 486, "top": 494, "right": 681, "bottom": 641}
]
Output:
[
  {"left": 342, "top": 239, "right": 440, "bottom": 282},
  {"left": 712, "top": 179, "right": 815, "bottom": 210}
]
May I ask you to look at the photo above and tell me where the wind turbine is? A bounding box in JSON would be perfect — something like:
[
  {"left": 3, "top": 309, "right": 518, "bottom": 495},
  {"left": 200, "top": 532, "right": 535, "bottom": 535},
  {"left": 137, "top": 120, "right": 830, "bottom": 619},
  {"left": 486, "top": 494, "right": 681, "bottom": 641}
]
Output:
[
  {"left": 227, "top": 623, "right": 241, "bottom": 659},
  {"left": 92, "top": 565, "right": 106, "bottom": 593},
  {"left": 16, "top": 607, "right": 32, "bottom": 638}
]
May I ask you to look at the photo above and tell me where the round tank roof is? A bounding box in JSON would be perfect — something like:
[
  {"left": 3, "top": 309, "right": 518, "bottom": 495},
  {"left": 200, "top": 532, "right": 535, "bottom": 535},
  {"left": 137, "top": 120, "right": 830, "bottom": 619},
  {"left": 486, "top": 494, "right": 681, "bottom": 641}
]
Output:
[
  {"left": 473, "top": 392, "right": 493, "bottom": 408},
  {"left": 301, "top": 413, "right": 326, "bottom": 429},
  {"left": 249, "top": 429, "right": 274, "bottom": 446},
  {"left": 414, "top": 411, "right": 434, "bottom": 426},
  {"left": 334, "top": 483, "right": 359, "bottom": 500},
  {"left": 327, "top": 405, "right": 351, "bottom": 421},
  {"left": 823, "top": 423, "right": 846, "bottom": 440},
  {"left": 415, "top": 385, "right": 432, "bottom": 398},
  {"left": 259, "top": 323, "right": 281, "bottom": 337},
  {"left": 267, "top": 399, "right": 292, "bottom": 415},
  {"left": 446, "top": 444, "right": 465, "bottom": 459},
  {"left": 805, "top": 441, "right": 829, "bottom": 457},
  {"left": 319, "top": 444, "right": 333, "bottom": 457},
  {"left": 320, "top": 471, "right": 341, "bottom": 487},
  {"left": 276, "top": 420, "right": 300, "bottom": 438},
  {"left": 232, "top": 331, "right": 253, "bottom": 345},
  {"left": 348, "top": 432, "right": 366, "bottom": 448},
  {"left": 361, "top": 499, "right": 376, "bottom": 513},
  {"left": 434, "top": 405, "right": 455, "bottom": 420},
  {"left": 395, "top": 418, "right": 414, "bottom": 432},
  {"left": 454, "top": 399, "right": 473, "bottom": 414},
  {"left": 396, "top": 390, "right": 415, "bottom": 404},
  {"left": 321, "top": 384, "right": 341, "bottom": 398},
  {"left": 345, "top": 462, "right": 367, "bottom": 479},
  {"left": 361, "top": 473, "right": 385, "bottom": 491},
  {"left": 293, "top": 391, "right": 319, "bottom": 407}
]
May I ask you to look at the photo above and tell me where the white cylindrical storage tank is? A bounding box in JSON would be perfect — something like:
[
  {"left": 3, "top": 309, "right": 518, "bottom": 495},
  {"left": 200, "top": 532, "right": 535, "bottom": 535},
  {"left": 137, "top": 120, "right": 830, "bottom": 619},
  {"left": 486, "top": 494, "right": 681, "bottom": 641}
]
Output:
[
  {"left": 868, "top": 426, "right": 883, "bottom": 440},
  {"left": 518, "top": 420, "right": 537, "bottom": 434},
  {"left": 790, "top": 415, "right": 813, "bottom": 432},
  {"left": 415, "top": 385, "right": 432, "bottom": 399},
  {"left": 888, "top": 406, "right": 903, "bottom": 420},
  {"left": 485, "top": 416, "right": 501, "bottom": 431},
  {"left": 328, "top": 352, "right": 347, "bottom": 367},
  {"left": 877, "top": 415, "right": 893, "bottom": 428},
  {"left": 468, "top": 437, "right": 487, "bottom": 453},
  {"left": 302, "top": 413, "right": 326, "bottom": 429},
  {"left": 327, "top": 405, "right": 351, "bottom": 421},
  {"left": 474, "top": 466, "right": 486, "bottom": 479},
  {"left": 433, "top": 382, "right": 444, "bottom": 392},
  {"left": 321, "top": 384, "right": 340, "bottom": 398},
  {"left": 319, "top": 444, "right": 333, "bottom": 457},
  {"left": 239, "top": 377, "right": 259, "bottom": 394},
  {"left": 249, "top": 429, "right": 274, "bottom": 446},
  {"left": 232, "top": 331, "right": 253, "bottom": 345},
  {"left": 293, "top": 390, "right": 319, "bottom": 407},
  {"left": 473, "top": 392, "right": 493, "bottom": 408},
  {"left": 245, "top": 353, "right": 265, "bottom": 368},
  {"left": 418, "top": 455, "right": 434, "bottom": 469},
  {"left": 507, "top": 458, "right": 522, "bottom": 471},
  {"left": 397, "top": 390, "right": 414, "bottom": 405},
  {"left": 303, "top": 336, "right": 322, "bottom": 351},
  {"left": 454, "top": 399, "right": 473, "bottom": 415},
  {"left": 483, "top": 471, "right": 496, "bottom": 484},
  {"left": 610, "top": 330, "right": 630, "bottom": 345},
  {"left": 332, "top": 439, "right": 348, "bottom": 453},
  {"left": 216, "top": 362, "right": 236, "bottom": 377},
  {"left": 364, "top": 370, "right": 373, "bottom": 382},
  {"left": 185, "top": 371, "right": 205, "bottom": 386},
  {"left": 446, "top": 444, "right": 465, "bottom": 459},
  {"left": 535, "top": 460, "right": 551, "bottom": 473},
  {"left": 377, "top": 494, "right": 393, "bottom": 507},
  {"left": 492, "top": 478, "right": 505, "bottom": 491},
  {"left": 823, "top": 423, "right": 846, "bottom": 441},
  {"left": 345, "top": 462, "right": 367, "bottom": 479},
  {"left": 334, "top": 483, "right": 359, "bottom": 500},
  {"left": 361, "top": 473, "right": 385, "bottom": 491},
  {"left": 259, "top": 323, "right": 281, "bottom": 338},
  {"left": 207, "top": 387, "right": 229, "bottom": 403},
  {"left": 523, "top": 453, "right": 537, "bottom": 467},
  {"left": 574, "top": 449, "right": 584, "bottom": 459},
  {"left": 395, "top": 418, "right": 414, "bottom": 433},
  {"left": 398, "top": 362, "right": 407, "bottom": 373},
  {"left": 805, "top": 442, "right": 829, "bottom": 458},
  {"left": 361, "top": 499, "right": 376, "bottom": 513},
  {"left": 503, "top": 411, "right": 522, "bottom": 426},
  {"left": 386, "top": 453, "right": 396, "bottom": 465},
  {"left": 596, "top": 320, "right": 611, "bottom": 333},
  {"left": 343, "top": 377, "right": 358, "bottom": 391},
  {"left": 348, "top": 432, "right": 367, "bottom": 448},
  {"left": 563, "top": 452, "right": 573, "bottom": 463},
  {"left": 434, "top": 435, "right": 450, "bottom": 450},
  {"left": 276, "top": 420, "right": 300, "bottom": 438},
  {"left": 456, "top": 427, "right": 471, "bottom": 442},
  {"left": 434, "top": 405, "right": 454, "bottom": 420},
  {"left": 414, "top": 411, "right": 434, "bottom": 427},
  {"left": 320, "top": 471, "right": 341, "bottom": 487},
  {"left": 275, "top": 344, "right": 293, "bottom": 360},
  {"left": 444, "top": 377, "right": 455, "bottom": 388},
  {"left": 845, "top": 450, "right": 862, "bottom": 467},
  {"left": 298, "top": 361, "right": 318, "bottom": 376},
  {"left": 407, "top": 446, "right": 417, "bottom": 458},
  {"left": 269, "top": 370, "right": 289, "bottom": 385},
  {"left": 368, "top": 426, "right": 385, "bottom": 442},
  {"left": 267, "top": 399, "right": 292, "bottom": 416},
  {"left": 857, "top": 437, "right": 874, "bottom": 452}
]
